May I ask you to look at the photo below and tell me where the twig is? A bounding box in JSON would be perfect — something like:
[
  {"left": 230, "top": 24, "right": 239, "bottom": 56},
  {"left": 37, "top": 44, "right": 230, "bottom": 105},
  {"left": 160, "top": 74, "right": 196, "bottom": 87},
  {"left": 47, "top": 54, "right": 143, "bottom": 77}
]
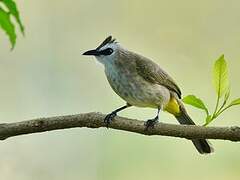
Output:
[{"left": 0, "top": 112, "right": 239, "bottom": 141}]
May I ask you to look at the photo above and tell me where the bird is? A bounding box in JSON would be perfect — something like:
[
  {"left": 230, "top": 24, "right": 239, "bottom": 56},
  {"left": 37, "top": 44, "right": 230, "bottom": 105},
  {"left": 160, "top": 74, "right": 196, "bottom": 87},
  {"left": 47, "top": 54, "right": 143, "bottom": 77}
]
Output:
[{"left": 82, "top": 36, "right": 214, "bottom": 154}]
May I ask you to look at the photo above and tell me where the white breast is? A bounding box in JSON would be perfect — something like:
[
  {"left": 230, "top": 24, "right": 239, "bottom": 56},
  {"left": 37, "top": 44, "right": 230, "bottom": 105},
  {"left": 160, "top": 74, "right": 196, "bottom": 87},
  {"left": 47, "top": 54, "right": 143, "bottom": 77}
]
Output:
[{"left": 104, "top": 62, "right": 171, "bottom": 108}]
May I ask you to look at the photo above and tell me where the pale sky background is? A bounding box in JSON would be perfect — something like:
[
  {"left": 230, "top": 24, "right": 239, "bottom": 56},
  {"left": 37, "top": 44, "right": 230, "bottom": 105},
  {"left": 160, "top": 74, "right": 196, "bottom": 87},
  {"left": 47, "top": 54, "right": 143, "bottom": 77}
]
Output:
[{"left": 0, "top": 0, "right": 240, "bottom": 180}]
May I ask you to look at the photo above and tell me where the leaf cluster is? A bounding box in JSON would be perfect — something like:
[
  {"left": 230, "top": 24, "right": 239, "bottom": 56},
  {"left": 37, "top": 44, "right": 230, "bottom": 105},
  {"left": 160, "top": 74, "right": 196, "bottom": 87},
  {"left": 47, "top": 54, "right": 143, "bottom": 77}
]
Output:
[{"left": 183, "top": 55, "right": 240, "bottom": 126}]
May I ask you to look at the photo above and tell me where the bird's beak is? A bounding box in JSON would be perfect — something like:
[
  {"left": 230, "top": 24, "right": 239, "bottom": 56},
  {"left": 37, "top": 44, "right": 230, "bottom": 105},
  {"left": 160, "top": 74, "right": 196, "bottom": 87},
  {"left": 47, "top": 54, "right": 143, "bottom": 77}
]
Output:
[{"left": 82, "top": 49, "right": 100, "bottom": 56}]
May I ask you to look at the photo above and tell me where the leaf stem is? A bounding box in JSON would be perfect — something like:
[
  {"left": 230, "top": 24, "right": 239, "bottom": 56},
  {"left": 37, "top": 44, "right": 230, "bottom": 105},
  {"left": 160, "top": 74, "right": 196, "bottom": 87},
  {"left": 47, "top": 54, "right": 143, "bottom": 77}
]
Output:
[
  {"left": 213, "top": 94, "right": 220, "bottom": 119},
  {"left": 215, "top": 104, "right": 233, "bottom": 117},
  {"left": 215, "top": 95, "right": 228, "bottom": 117}
]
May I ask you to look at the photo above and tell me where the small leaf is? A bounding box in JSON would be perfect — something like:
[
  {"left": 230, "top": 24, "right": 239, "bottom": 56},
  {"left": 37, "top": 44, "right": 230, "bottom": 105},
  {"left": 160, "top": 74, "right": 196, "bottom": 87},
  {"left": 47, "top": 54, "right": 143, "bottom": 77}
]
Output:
[
  {"left": 213, "top": 55, "right": 230, "bottom": 98},
  {"left": 229, "top": 98, "right": 240, "bottom": 106},
  {"left": 0, "top": 7, "right": 16, "bottom": 48},
  {"left": 2, "top": 0, "right": 24, "bottom": 34},
  {"left": 183, "top": 95, "right": 209, "bottom": 115}
]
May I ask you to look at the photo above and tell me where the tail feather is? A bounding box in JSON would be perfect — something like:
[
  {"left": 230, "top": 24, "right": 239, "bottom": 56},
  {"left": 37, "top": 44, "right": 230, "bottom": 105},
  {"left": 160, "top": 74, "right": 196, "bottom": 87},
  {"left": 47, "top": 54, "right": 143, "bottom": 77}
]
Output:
[
  {"left": 175, "top": 104, "right": 214, "bottom": 154},
  {"left": 192, "top": 139, "right": 213, "bottom": 154}
]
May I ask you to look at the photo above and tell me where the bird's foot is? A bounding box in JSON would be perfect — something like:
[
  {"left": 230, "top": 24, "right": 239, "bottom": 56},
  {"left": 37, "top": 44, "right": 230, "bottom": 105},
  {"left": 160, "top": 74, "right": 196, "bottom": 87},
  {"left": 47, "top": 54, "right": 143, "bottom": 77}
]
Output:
[
  {"left": 144, "top": 118, "right": 158, "bottom": 131},
  {"left": 104, "top": 112, "right": 117, "bottom": 128}
]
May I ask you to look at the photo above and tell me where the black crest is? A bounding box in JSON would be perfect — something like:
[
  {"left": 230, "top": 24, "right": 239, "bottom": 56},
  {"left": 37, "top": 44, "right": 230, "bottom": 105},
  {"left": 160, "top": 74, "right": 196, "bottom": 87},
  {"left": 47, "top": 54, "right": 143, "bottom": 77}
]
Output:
[{"left": 96, "top": 36, "right": 116, "bottom": 50}]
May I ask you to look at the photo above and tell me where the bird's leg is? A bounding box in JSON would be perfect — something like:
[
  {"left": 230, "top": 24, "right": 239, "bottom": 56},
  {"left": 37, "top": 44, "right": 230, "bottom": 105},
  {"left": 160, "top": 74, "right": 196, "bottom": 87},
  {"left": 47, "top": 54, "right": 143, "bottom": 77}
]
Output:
[
  {"left": 104, "top": 103, "right": 131, "bottom": 128},
  {"left": 144, "top": 107, "right": 161, "bottom": 130}
]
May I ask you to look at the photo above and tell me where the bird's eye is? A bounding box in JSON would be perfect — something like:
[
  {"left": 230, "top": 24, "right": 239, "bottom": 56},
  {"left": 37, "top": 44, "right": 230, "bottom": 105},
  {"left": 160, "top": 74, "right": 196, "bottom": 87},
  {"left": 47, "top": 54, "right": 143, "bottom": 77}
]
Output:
[{"left": 100, "top": 48, "right": 114, "bottom": 55}]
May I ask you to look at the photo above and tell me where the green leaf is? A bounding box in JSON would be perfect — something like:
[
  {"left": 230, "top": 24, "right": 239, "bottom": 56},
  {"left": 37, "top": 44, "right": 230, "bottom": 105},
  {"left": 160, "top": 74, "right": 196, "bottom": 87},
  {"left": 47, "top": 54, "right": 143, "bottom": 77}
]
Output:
[
  {"left": 0, "top": 7, "right": 16, "bottom": 48},
  {"left": 229, "top": 98, "right": 240, "bottom": 106},
  {"left": 2, "top": 0, "right": 24, "bottom": 34},
  {"left": 213, "top": 55, "right": 229, "bottom": 98},
  {"left": 183, "top": 95, "right": 209, "bottom": 115}
]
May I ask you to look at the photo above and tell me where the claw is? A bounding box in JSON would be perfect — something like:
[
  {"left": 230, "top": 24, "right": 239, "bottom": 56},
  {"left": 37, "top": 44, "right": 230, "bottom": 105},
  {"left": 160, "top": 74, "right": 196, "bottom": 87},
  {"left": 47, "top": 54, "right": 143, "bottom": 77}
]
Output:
[
  {"left": 144, "top": 119, "right": 158, "bottom": 131},
  {"left": 104, "top": 112, "right": 117, "bottom": 128}
]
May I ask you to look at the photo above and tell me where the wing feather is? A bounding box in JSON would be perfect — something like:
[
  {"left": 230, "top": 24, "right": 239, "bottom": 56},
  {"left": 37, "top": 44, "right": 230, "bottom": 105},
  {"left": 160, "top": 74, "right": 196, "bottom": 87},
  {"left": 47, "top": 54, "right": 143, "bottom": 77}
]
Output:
[{"left": 135, "top": 54, "right": 182, "bottom": 98}]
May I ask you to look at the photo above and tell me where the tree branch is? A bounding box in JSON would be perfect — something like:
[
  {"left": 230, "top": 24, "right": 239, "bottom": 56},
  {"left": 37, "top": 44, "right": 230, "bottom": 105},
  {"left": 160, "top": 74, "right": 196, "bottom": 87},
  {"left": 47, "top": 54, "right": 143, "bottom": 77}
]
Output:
[{"left": 0, "top": 112, "right": 239, "bottom": 141}]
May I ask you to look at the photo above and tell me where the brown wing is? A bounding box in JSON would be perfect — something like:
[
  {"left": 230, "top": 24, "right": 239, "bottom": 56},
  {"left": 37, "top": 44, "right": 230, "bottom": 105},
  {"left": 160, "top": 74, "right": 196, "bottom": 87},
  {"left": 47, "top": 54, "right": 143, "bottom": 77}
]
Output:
[{"left": 135, "top": 54, "right": 182, "bottom": 98}]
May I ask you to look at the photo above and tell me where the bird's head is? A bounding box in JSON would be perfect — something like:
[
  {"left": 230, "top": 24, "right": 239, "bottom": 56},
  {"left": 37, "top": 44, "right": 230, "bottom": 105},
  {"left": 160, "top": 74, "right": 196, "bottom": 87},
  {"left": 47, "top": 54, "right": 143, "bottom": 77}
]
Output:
[{"left": 82, "top": 36, "right": 122, "bottom": 65}]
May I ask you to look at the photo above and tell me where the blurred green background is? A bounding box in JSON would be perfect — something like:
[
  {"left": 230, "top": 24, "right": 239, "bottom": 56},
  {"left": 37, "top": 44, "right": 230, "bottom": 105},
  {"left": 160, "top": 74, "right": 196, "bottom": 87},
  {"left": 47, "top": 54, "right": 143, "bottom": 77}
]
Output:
[{"left": 0, "top": 0, "right": 240, "bottom": 179}]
